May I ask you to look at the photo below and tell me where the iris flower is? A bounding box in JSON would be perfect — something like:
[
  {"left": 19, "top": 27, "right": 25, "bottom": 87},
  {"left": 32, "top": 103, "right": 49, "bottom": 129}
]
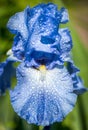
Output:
[{"left": 0, "top": 3, "right": 87, "bottom": 126}]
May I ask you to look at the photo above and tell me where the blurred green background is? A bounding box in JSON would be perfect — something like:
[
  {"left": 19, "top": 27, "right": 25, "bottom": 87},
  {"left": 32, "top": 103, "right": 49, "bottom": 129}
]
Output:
[{"left": 0, "top": 0, "right": 88, "bottom": 130}]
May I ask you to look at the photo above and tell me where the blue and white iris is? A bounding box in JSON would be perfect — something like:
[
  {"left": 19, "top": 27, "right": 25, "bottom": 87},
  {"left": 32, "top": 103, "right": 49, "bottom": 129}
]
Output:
[{"left": 0, "top": 3, "right": 87, "bottom": 126}]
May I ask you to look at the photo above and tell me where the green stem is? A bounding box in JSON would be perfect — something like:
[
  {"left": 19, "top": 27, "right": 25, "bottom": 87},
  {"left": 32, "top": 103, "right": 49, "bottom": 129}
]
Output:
[{"left": 43, "top": 126, "right": 51, "bottom": 130}]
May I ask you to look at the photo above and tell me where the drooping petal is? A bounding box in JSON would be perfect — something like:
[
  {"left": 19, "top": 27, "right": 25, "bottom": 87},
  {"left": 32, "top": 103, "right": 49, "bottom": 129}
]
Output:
[
  {"left": 67, "top": 62, "right": 88, "bottom": 94},
  {"left": 10, "top": 63, "right": 77, "bottom": 126},
  {"left": 73, "top": 77, "right": 88, "bottom": 94},
  {"left": 0, "top": 49, "right": 21, "bottom": 95},
  {"left": 0, "top": 60, "right": 15, "bottom": 95}
]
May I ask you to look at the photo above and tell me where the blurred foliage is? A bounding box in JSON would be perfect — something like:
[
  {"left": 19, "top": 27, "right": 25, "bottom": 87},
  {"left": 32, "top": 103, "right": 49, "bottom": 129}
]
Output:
[{"left": 0, "top": 0, "right": 88, "bottom": 130}]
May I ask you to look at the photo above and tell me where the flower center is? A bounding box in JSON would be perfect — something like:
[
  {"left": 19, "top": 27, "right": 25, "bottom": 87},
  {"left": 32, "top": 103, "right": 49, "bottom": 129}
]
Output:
[
  {"left": 39, "top": 65, "right": 47, "bottom": 81},
  {"left": 39, "top": 65, "right": 46, "bottom": 71}
]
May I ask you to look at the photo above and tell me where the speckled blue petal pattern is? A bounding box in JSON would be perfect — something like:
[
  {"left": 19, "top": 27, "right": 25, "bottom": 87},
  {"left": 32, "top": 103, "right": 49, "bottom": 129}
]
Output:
[{"left": 10, "top": 63, "right": 77, "bottom": 126}]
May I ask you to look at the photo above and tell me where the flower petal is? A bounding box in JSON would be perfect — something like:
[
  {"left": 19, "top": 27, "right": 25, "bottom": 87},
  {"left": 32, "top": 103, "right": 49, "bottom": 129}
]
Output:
[
  {"left": 60, "top": 8, "right": 69, "bottom": 23},
  {"left": 12, "top": 34, "right": 26, "bottom": 60},
  {"left": 0, "top": 60, "right": 15, "bottom": 95},
  {"left": 59, "top": 28, "right": 72, "bottom": 52},
  {"left": 7, "top": 3, "right": 71, "bottom": 68},
  {"left": 10, "top": 63, "right": 77, "bottom": 126},
  {"left": 59, "top": 28, "right": 72, "bottom": 62},
  {"left": 67, "top": 62, "right": 87, "bottom": 94},
  {"left": 7, "top": 7, "right": 30, "bottom": 40},
  {"left": 73, "top": 77, "right": 88, "bottom": 94}
]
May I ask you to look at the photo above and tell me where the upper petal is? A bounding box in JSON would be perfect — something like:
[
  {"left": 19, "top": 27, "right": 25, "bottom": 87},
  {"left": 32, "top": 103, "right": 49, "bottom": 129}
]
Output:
[
  {"left": 7, "top": 7, "right": 30, "bottom": 40},
  {"left": 58, "top": 28, "right": 72, "bottom": 62},
  {"left": 6, "top": 3, "right": 71, "bottom": 67},
  {"left": 60, "top": 8, "right": 69, "bottom": 23}
]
